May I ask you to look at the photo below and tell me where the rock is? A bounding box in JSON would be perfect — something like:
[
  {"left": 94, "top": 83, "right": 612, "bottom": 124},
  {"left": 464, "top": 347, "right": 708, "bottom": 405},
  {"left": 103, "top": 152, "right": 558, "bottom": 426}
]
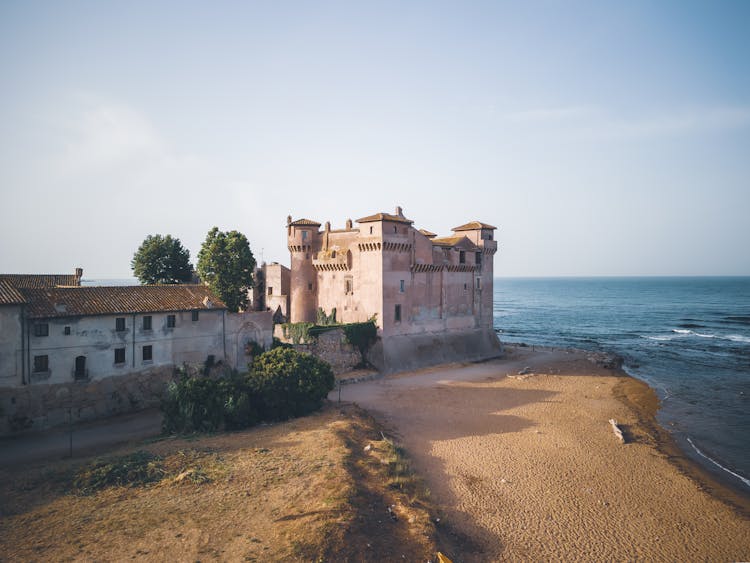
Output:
[{"left": 518, "top": 367, "right": 531, "bottom": 375}]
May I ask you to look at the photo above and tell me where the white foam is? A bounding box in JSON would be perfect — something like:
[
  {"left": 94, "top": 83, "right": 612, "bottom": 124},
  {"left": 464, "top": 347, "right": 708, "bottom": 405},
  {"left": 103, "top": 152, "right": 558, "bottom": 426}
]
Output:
[
  {"left": 686, "top": 437, "right": 750, "bottom": 489},
  {"left": 727, "top": 334, "right": 750, "bottom": 344},
  {"left": 642, "top": 335, "right": 675, "bottom": 341}
]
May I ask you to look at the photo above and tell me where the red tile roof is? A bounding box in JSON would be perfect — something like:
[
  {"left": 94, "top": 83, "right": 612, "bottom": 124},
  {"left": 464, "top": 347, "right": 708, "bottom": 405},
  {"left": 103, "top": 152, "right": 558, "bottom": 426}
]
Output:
[
  {"left": 431, "top": 235, "right": 480, "bottom": 251},
  {"left": 418, "top": 229, "right": 437, "bottom": 238},
  {"left": 20, "top": 285, "right": 226, "bottom": 319},
  {"left": 0, "top": 273, "right": 82, "bottom": 288},
  {"left": 451, "top": 221, "right": 497, "bottom": 232},
  {"left": 289, "top": 218, "right": 321, "bottom": 226},
  {"left": 0, "top": 279, "right": 25, "bottom": 305},
  {"left": 356, "top": 212, "right": 413, "bottom": 224}
]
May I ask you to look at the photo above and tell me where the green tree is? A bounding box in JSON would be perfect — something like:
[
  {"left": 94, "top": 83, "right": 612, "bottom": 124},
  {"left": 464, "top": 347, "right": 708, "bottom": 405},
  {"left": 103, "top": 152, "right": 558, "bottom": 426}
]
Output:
[
  {"left": 197, "top": 227, "right": 256, "bottom": 312},
  {"left": 131, "top": 234, "right": 193, "bottom": 285}
]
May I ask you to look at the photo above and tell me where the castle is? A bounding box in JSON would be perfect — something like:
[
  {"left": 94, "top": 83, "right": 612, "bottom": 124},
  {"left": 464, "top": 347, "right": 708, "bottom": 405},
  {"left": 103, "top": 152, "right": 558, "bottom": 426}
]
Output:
[{"left": 286, "top": 207, "right": 501, "bottom": 371}]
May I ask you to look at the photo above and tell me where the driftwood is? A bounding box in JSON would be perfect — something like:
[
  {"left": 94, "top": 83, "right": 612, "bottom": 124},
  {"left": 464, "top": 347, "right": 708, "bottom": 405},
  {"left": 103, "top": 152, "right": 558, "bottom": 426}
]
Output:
[{"left": 609, "top": 419, "right": 625, "bottom": 443}]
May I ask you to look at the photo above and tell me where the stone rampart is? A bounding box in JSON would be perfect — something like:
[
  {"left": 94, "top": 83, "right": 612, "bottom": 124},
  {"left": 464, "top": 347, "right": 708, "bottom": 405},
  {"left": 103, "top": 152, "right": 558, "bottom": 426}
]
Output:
[
  {"left": 0, "top": 365, "right": 176, "bottom": 436},
  {"left": 273, "top": 326, "right": 363, "bottom": 375}
]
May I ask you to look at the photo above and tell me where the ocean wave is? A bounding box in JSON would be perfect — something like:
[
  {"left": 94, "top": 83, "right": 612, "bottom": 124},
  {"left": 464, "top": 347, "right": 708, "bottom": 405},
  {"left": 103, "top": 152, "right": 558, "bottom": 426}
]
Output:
[
  {"left": 723, "top": 315, "right": 750, "bottom": 325},
  {"left": 678, "top": 323, "right": 706, "bottom": 329},
  {"left": 727, "top": 334, "right": 750, "bottom": 343},
  {"left": 686, "top": 437, "right": 750, "bottom": 489}
]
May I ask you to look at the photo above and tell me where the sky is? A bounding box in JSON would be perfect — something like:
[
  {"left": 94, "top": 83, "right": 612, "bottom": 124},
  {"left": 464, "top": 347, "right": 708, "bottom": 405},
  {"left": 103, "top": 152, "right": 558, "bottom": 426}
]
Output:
[{"left": 1, "top": 0, "right": 749, "bottom": 278}]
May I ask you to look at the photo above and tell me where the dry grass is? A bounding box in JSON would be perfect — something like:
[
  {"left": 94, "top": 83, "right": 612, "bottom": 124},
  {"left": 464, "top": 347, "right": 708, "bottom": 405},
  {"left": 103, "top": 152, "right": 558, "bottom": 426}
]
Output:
[{"left": 0, "top": 404, "right": 439, "bottom": 562}]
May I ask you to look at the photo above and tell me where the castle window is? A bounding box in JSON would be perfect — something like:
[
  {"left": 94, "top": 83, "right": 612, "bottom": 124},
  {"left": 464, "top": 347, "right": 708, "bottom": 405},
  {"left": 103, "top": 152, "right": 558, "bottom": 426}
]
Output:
[
  {"left": 34, "top": 323, "right": 49, "bottom": 337},
  {"left": 64, "top": 326, "right": 71, "bottom": 335},
  {"left": 301, "top": 230, "right": 309, "bottom": 241},
  {"left": 345, "top": 279, "right": 352, "bottom": 294},
  {"left": 476, "top": 277, "right": 481, "bottom": 289},
  {"left": 400, "top": 280, "right": 405, "bottom": 293},
  {"left": 143, "top": 345, "right": 153, "bottom": 362},
  {"left": 394, "top": 226, "right": 397, "bottom": 233},
  {"left": 115, "top": 317, "right": 126, "bottom": 332},
  {"left": 370, "top": 226, "right": 373, "bottom": 234},
  {"left": 331, "top": 250, "right": 336, "bottom": 258},
  {"left": 459, "top": 251, "right": 466, "bottom": 264},
  {"left": 33, "top": 355, "right": 49, "bottom": 373},
  {"left": 143, "top": 315, "right": 152, "bottom": 330},
  {"left": 268, "top": 286, "right": 273, "bottom": 296},
  {"left": 192, "top": 310, "right": 199, "bottom": 322},
  {"left": 167, "top": 314, "right": 176, "bottom": 328},
  {"left": 476, "top": 252, "right": 482, "bottom": 266},
  {"left": 114, "top": 348, "right": 125, "bottom": 365},
  {"left": 394, "top": 304, "right": 401, "bottom": 323},
  {"left": 308, "top": 282, "right": 313, "bottom": 291}
]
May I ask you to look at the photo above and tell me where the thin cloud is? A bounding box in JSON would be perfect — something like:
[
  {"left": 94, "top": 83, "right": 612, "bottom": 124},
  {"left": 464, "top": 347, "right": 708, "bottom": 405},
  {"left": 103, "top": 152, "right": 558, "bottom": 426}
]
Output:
[{"left": 501, "top": 105, "right": 750, "bottom": 139}]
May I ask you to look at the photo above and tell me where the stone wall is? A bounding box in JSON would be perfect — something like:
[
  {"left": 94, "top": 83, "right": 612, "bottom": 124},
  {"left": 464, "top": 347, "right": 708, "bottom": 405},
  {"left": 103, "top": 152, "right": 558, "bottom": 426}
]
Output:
[
  {"left": 273, "top": 325, "right": 363, "bottom": 375},
  {"left": 0, "top": 365, "right": 176, "bottom": 436}
]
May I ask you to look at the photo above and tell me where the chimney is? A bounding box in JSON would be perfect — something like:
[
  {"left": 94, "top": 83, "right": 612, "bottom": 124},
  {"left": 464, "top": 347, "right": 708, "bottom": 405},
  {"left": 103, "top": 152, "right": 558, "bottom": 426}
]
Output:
[
  {"left": 75, "top": 267, "right": 83, "bottom": 285},
  {"left": 346, "top": 218, "right": 353, "bottom": 229},
  {"left": 395, "top": 206, "right": 403, "bottom": 216}
]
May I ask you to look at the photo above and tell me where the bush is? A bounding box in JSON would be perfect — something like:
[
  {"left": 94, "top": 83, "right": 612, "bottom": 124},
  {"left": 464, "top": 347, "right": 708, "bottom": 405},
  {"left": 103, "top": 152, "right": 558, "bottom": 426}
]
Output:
[
  {"left": 248, "top": 348, "right": 335, "bottom": 421},
  {"left": 161, "top": 371, "right": 259, "bottom": 433}
]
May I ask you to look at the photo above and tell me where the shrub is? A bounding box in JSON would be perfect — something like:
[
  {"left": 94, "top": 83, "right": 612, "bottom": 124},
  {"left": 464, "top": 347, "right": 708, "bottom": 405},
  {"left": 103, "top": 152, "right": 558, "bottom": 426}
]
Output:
[
  {"left": 342, "top": 320, "right": 377, "bottom": 367},
  {"left": 248, "top": 348, "right": 334, "bottom": 421},
  {"left": 162, "top": 370, "right": 259, "bottom": 433}
]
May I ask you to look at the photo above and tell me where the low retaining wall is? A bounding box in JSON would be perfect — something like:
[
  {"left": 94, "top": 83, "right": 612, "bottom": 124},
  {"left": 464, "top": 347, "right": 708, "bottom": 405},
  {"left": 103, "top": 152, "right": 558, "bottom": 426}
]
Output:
[
  {"left": 0, "top": 366, "right": 176, "bottom": 436},
  {"left": 274, "top": 326, "right": 362, "bottom": 375},
  {"left": 375, "top": 328, "right": 503, "bottom": 374}
]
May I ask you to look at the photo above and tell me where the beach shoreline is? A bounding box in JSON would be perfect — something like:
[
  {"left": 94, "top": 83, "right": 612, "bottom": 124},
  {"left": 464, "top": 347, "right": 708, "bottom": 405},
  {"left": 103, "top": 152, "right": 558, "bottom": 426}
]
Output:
[{"left": 340, "top": 343, "right": 750, "bottom": 561}]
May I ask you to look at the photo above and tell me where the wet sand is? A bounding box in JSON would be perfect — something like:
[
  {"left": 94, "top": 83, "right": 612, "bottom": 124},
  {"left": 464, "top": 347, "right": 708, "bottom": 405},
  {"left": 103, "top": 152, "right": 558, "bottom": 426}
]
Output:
[{"left": 339, "top": 345, "right": 750, "bottom": 561}]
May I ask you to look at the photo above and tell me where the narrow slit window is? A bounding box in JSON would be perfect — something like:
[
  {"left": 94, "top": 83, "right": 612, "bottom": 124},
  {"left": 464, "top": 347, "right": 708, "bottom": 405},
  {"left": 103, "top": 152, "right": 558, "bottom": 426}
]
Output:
[{"left": 394, "top": 304, "right": 401, "bottom": 323}]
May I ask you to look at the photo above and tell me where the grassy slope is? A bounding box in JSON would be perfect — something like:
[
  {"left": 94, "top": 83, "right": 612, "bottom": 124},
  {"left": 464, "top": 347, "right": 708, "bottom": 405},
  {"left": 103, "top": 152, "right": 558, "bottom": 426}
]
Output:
[{"left": 0, "top": 404, "right": 440, "bottom": 562}]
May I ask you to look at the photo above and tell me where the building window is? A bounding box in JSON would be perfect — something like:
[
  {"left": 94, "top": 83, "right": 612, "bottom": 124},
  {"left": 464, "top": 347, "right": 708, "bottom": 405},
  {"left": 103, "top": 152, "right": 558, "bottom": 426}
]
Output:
[
  {"left": 464, "top": 283, "right": 468, "bottom": 291},
  {"left": 33, "top": 355, "right": 49, "bottom": 373},
  {"left": 301, "top": 230, "right": 309, "bottom": 241},
  {"left": 394, "top": 304, "right": 401, "bottom": 323},
  {"left": 308, "top": 282, "right": 313, "bottom": 291},
  {"left": 400, "top": 280, "right": 405, "bottom": 293},
  {"left": 268, "top": 286, "right": 273, "bottom": 296},
  {"left": 331, "top": 250, "right": 337, "bottom": 258},
  {"left": 64, "top": 326, "right": 71, "bottom": 335},
  {"left": 476, "top": 278, "right": 481, "bottom": 289},
  {"left": 114, "top": 348, "right": 125, "bottom": 365},
  {"left": 143, "top": 345, "right": 153, "bottom": 362},
  {"left": 34, "top": 323, "right": 49, "bottom": 337},
  {"left": 192, "top": 310, "right": 199, "bottom": 322},
  {"left": 345, "top": 279, "right": 352, "bottom": 294},
  {"left": 115, "top": 317, "right": 126, "bottom": 331},
  {"left": 370, "top": 226, "right": 373, "bottom": 234},
  {"left": 393, "top": 226, "right": 397, "bottom": 233},
  {"left": 476, "top": 252, "right": 482, "bottom": 266},
  {"left": 143, "top": 315, "right": 152, "bottom": 330},
  {"left": 167, "top": 314, "right": 176, "bottom": 328},
  {"left": 459, "top": 251, "right": 466, "bottom": 264}
]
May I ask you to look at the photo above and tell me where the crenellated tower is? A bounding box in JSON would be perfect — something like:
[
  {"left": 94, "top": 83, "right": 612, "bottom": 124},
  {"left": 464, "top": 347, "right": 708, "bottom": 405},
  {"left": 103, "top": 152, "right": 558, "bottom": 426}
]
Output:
[
  {"left": 287, "top": 216, "right": 320, "bottom": 322},
  {"left": 451, "top": 221, "right": 498, "bottom": 329}
]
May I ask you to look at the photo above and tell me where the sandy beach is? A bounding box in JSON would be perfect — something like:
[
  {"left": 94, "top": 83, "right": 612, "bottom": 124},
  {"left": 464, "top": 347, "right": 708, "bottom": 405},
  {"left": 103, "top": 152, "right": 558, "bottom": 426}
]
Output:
[{"left": 340, "top": 344, "right": 750, "bottom": 561}]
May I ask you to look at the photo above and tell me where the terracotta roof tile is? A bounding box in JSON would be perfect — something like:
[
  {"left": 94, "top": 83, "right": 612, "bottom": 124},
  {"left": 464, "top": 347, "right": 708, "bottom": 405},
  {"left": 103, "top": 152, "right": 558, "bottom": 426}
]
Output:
[
  {"left": 431, "top": 235, "right": 480, "bottom": 251},
  {"left": 289, "top": 218, "right": 321, "bottom": 226},
  {"left": 0, "top": 279, "right": 25, "bottom": 305},
  {"left": 0, "top": 273, "right": 82, "bottom": 288},
  {"left": 356, "top": 212, "right": 413, "bottom": 224},
  {"left": 418, "top": 229, "right": 437, "bottom": 238},
  {"left": 20, "top": 285, "right": 226, "bottom": 319},
  {"left": 451, "top": 221, "right": 497, "bottom": 232}
]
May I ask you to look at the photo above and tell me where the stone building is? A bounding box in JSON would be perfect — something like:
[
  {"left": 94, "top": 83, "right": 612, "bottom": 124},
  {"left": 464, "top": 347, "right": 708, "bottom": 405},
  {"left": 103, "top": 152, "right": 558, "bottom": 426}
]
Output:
[
  {"left": 0, "top": 272, "right": 272, "bottom": 388},
  {"left": 286, "top": 207, "right": 501, "bottom": 371},
  {"left": 249, "top": 262, "right": 291, "bottom": 322}
]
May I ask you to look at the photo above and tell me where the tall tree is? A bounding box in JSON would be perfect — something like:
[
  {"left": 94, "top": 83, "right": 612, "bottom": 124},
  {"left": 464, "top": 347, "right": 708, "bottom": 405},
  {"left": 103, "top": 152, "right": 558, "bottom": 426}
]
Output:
[
  {"left": 131, "top": 234, "right": 193, "bottom": 285},
  {"left": 197, "top": 227, "right": 255, "bottom": 312}
]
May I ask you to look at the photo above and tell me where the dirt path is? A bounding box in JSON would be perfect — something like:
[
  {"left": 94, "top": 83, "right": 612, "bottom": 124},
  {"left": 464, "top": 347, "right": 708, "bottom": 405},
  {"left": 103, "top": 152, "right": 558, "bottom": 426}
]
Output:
[
  {"left": 338, "top": 346, "right": 750, "bottom": 561},
  {"left": 0, "top": 408, "right": 163, "bottom": 467}
]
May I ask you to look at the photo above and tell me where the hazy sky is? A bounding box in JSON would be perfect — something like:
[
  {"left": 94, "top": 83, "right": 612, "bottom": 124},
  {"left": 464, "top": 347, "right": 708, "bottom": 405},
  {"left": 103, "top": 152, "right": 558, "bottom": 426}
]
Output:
[{"left": 2, "top": 1, "right": 749, "bottom": 277}]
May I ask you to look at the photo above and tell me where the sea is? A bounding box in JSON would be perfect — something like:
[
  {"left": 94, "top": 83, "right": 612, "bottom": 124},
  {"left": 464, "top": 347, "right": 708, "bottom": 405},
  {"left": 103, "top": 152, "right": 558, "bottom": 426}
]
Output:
[{"left": 493, "top": 277, "right": 750, "bottom": 493}]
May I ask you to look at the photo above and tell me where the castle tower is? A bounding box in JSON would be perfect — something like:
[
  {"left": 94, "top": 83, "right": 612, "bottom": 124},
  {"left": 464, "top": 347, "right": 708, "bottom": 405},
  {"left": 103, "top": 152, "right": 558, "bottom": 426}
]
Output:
[
  {"left": 287, "top": 216, "right": 320, "bottom": 322},
  {"left": 451, "top": 221, "right": 498, "bottom": 329}
]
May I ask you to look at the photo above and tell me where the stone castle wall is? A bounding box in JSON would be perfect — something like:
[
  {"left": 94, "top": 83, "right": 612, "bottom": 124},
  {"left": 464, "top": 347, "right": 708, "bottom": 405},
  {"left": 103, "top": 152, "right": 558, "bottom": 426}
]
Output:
[
  {"left": 273, "top": 325, "right": 363, "bottom": 375},
  {"left": 0, "top": 365, "right": 176, "bottom": 436}
]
